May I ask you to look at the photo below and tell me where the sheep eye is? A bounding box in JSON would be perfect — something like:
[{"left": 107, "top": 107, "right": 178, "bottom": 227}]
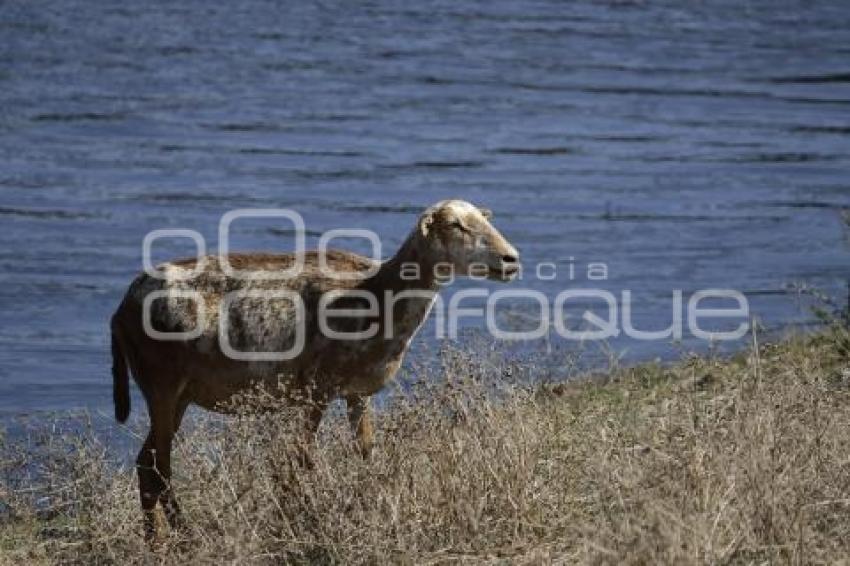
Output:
[{"left": 452, "top": 220, "right": 471, "bottom": 233}]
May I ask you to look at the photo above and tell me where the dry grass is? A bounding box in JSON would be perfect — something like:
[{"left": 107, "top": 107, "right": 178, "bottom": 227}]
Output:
[{"left": 2, "top": 326, "right": 850, "bottom": 564}]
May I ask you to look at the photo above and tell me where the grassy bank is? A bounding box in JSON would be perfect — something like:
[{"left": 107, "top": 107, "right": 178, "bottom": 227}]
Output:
[{"left": 2, "top": 327, "right": 850, "bottom": 564}]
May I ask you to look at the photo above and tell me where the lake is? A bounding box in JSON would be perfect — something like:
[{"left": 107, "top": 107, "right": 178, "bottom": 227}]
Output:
[{"left": 1, "top": 0, "right": 849, "bottom": 417}]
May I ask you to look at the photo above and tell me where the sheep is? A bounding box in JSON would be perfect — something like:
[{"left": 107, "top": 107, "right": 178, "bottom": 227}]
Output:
[{"left": 110, "top": 199, "right": 520, "bottom": 539}]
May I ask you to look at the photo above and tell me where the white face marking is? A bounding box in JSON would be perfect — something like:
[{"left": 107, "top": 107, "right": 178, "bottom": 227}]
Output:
[{"left": 442, "top": 200, "right": 479, "bottom": 218}]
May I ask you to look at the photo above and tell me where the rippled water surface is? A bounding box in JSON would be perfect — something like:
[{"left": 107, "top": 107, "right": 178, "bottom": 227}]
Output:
[{"left": 2, "top": 0, "right": 849, "bottom": 416}]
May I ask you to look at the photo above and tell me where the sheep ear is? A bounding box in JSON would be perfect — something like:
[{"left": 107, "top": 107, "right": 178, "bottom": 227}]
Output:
[
  {"left": 419, "top": 210, "right": 435, "bottom": 237},
  {"left": 479, "top": 207, "right": 493, "bottom": 220}
]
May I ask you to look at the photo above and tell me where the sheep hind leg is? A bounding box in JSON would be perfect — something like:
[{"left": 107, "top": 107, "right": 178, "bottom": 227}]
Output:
[
  {"left": 159, "top": 396, "right": 190, "bottom": 532},
  {"left": 137, "top": 395, "right": 179, "bottom": 542},
  {"left": 136, "top": 432, "right": 161, "bottom": 542}
]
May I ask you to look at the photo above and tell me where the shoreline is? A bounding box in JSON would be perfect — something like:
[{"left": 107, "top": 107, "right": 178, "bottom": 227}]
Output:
[{"left": 2, "top": 325, "right": 849, "bottom": 563}]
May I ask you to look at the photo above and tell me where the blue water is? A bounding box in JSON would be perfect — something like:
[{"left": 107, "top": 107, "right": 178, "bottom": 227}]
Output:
[{"left": 1, "top": 0, "right": 850, "bottom": 416}]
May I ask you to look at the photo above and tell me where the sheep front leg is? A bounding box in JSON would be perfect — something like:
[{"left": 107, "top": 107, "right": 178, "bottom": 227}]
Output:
[
  {"left": 345, "top": 395, "right": 374, "bottom": 459},
  {"left": 293, "top": 399, "right": 327, "bottom": 469}
]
